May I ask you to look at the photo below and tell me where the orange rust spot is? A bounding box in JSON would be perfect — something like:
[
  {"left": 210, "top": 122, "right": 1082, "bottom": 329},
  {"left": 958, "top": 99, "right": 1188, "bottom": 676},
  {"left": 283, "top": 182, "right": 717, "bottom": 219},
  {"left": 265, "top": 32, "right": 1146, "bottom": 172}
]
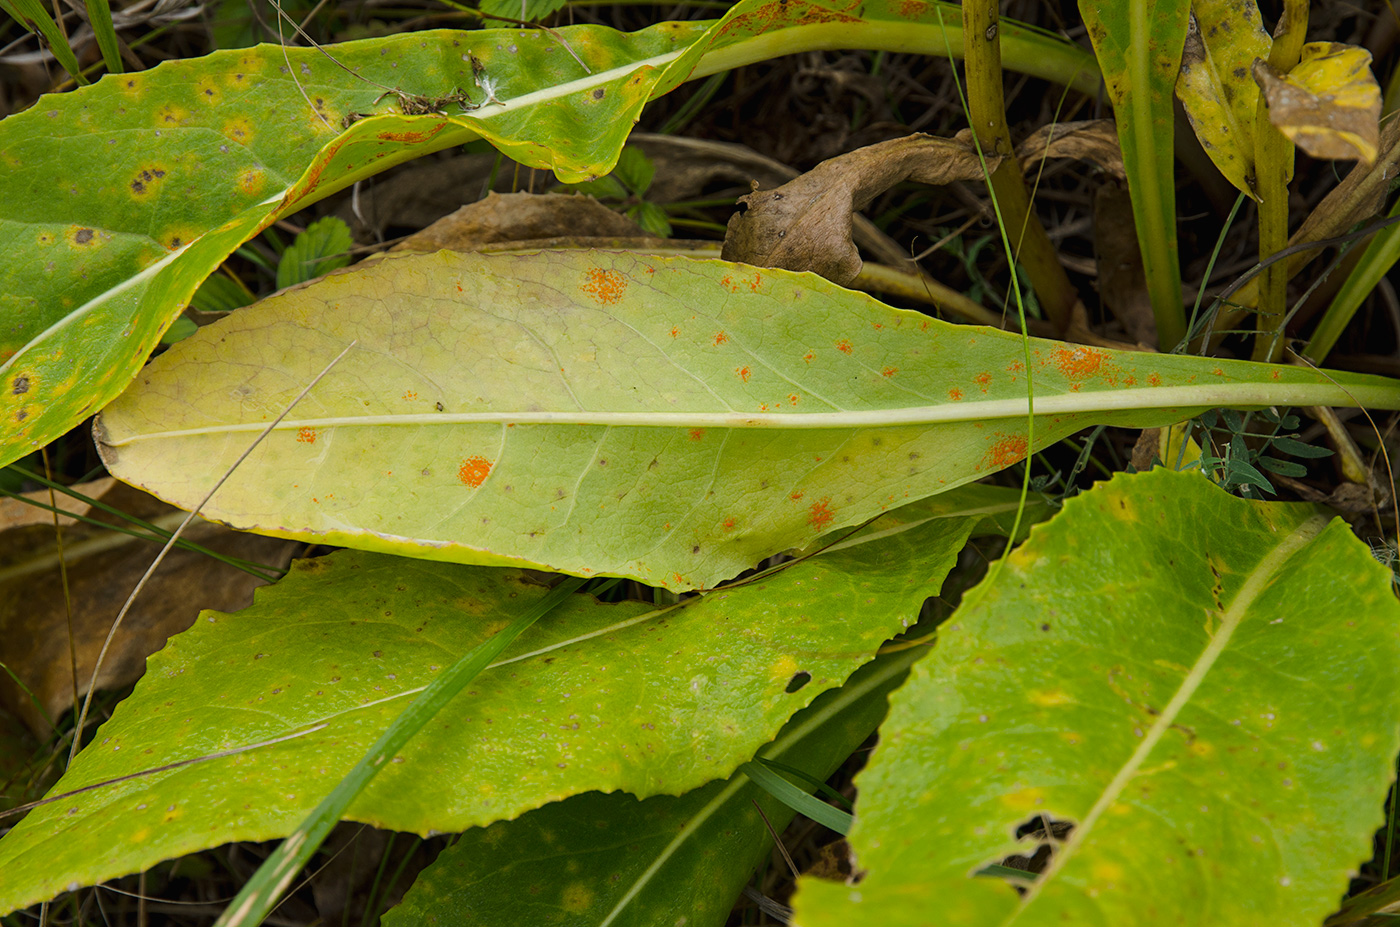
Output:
[
  {"left": 899, "top": 0, "right": 929, "bottom": 16},
  {"left": 808, "top": 498, "right": 835, "bottom": 529},
  {"left": 985, "top": 435, "right": 1028, "bottom": 470},
  {"left": 1052, "top": 346, "right": 1107, "bottom": 380},
  {"left": 374, "top": 125, "right": 450, "bottom": 145},
  {"left": 872, "top": 322, "right": 883, "bottom": 330},
  {"left": 788, "top": 394, "right": 799, "bottom": 405},
  {"left": 949, "top": 387, "right": 964, "bottom": 401},
  {"left": 1124, "top": 376, "right": 1136, "bottom": 386},
  {"left": 721, "top": 274, "right": 738, "bottom": 292},
  {"left": 1149, "top": 373, "right": 1162, "bottom": 387},
  {"left": 803, "top": 351, "right": 815, "bottom": 363},
  {"left": 689, "top": 428, "right": 705, "bottom": 441},
  {"left": 402, "top": 390, "right": 418, "bottom": 401},
  {"left": 722, "top": 517, "right": 736, "bottom": 532},
  {"left": 748, "top": 273, "right": 763, "bottom": 291},
  {"left": 670, "top": 326, "right": 679, "bottom": 338},
  {"left": 736, "top": 366, "right": 751, "bottom": 382},
  {"left": 237, "top": 169, "right": 265, "bottom": 197},
  {"left": 1212, "top": 367, "right": 1225, "bottom": 376},
  {"left": 920, "top": 319, "right": 929, "bottom": 330},
  {"left": 790, "top": 490, "right": 805, "bottom": 501},
  {"left": 580, "top": 268, "right": 627, "bottom": 305},
  {"left": 296, "top": 427, "right": 316, "bottom": 444},
  {"left": 456, "top": 284, "right": 463, "bottom": 292},
  {"left": 1007, "top": 360, "right": 1025, "bottom": 374},
  {"left": 974, "top": 372, "right": 993, "bottom": 391},
  {"left": 713, "top": 331, "right": 728, "bottom": 345},
  {"left": 881, "top": 366, "right": 898, "bottom": 378},
  {"left": 458, "top": 456, "right": 493, "bottom": 488},
  {"left": 835, "top": 339, "right": 853, "bottom": 354},
  {"left": 759, "top": 403, "right": 769, "bottom": 411},
  {"left": 673, "top": 572, "right": 685, "bottom": 585},
  {"left": 1271, "top": 370, "right": 1280, "bottom": 379}
]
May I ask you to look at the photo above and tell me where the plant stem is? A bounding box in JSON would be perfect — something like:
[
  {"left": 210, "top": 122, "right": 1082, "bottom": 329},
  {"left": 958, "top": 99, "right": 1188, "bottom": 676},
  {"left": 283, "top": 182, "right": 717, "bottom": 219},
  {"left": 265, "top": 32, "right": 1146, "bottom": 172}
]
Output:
[
  {"left": 960, "top": 0, "right": 1077, "bottom": 335},
  {"left": 1251, "top": 0, "right": 1308, "bottom": 362},
  {"left": 688, "top": 10, "right": 1101, "bottom": 98}
]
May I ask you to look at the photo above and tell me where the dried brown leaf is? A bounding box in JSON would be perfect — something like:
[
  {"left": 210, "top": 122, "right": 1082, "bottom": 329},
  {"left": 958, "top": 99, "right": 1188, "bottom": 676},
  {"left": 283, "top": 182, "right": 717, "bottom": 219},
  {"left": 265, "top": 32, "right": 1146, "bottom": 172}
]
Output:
[
  {"left": 1018, "top": 119, "right": 1126, "bottom": 180},
  {"left": 0, "top": 478, "right": 113, "bottom": 531},
  {"left": 394, "top": 192, "right": 646, "bottom": 252},
  {"left": 0, "top": 482, "right": 296, "bottom": 735},
  {"left": 721, "top": 132, "right": 1001, "bottom": 286}
]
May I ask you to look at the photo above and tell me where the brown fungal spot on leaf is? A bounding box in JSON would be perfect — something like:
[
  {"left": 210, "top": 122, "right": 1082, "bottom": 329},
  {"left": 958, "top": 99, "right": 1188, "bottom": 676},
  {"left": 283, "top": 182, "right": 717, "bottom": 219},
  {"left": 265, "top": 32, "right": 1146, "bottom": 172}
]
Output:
[
  {"left": 722, "top": 131, "right": 1001, "bottom": 285},
  {"left": 12, "top": 376, "right": 29, "bottom": 395}
]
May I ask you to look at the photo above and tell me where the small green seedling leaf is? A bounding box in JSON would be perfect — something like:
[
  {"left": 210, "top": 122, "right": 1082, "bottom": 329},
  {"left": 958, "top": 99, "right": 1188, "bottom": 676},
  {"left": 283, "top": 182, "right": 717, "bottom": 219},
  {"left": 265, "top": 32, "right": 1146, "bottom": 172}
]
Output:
[
  {"left": 189, "top": 273, "right": 256, "bottom": 314},
  {"left": 1271, "top": 436, "right": 1333, "bottom": 458},
  {"left": 631, "top": 200, "right": 673, "bottom": 238},
  {"left": 613, "top": 145, "right": 657, "bottom": 196},
  {"left": 276, "top": 217, "right": 354, "bottom": 290},
  {"left": 793, "top": 468, "right": 1400, "bottom": 926},
  {"left": 479, "top": 0, "right": 568, "bottom": 24}
]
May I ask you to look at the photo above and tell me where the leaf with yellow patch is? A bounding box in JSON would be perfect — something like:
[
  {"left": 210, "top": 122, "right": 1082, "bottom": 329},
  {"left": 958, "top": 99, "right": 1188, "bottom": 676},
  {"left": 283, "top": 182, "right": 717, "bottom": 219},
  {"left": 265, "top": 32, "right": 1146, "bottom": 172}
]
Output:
[
  {"left": 793, "top": 468, "right": 1400, "bottom": 926},
  {"left": 1256, "top": 42, "right": 1382, "bottom": 163}
]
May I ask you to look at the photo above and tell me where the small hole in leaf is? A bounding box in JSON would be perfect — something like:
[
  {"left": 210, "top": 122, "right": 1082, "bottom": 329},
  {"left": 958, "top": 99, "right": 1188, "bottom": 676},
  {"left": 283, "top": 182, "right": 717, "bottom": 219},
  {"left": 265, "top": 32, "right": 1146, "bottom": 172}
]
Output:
[
  {"left": 977, "top": 815, "right": 1077, "bottom": 889},
  {"left": 785, "top": 671, "right": 811, "bottom": 693}
]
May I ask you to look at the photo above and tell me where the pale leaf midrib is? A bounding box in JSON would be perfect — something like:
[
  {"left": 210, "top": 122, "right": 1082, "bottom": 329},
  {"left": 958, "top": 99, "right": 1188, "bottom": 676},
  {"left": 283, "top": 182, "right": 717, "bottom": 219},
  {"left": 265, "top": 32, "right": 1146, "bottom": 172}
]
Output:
[{"left": 101, "top": 381, "right": 1394, "bottom": 446}]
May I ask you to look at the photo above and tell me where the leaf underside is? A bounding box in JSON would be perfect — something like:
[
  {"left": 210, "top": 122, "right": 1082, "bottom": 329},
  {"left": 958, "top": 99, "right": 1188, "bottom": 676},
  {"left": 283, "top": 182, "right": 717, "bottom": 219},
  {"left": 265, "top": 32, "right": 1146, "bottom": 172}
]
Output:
[{"left": 96, "top": 250, "right": 1400, "bottom": 590}]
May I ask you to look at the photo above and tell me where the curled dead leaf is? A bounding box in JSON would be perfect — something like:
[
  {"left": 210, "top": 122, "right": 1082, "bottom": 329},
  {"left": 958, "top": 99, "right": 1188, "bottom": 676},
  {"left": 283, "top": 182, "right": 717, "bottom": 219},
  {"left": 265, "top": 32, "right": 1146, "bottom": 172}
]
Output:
[
  {"left": 1254, "top": 42, "right": 1381, "bottom": 163},
  {"left": 721, "top": 132, "right": 1002, "bottom": 286},
  {"left": 393, "top": 191, "right": 647, "bottom": 252},
  {"left": 1017, "top": 119, "right": 1125, "bottom": 180}
]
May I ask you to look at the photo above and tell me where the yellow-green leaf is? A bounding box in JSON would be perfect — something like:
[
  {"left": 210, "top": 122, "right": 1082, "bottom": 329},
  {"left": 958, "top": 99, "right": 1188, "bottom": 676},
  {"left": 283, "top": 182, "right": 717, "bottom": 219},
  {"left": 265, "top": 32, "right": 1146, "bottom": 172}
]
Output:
[
  {"left": 793, "top": 468, "right": 1400, "bottom": 926},
  {"left": 95, "top": 250, "right": 1400, "bottom": 591},
  {"left": 1175, "top": 0, "right": 1270, "bottom": 198},
  {"left": 0, "top": 1, "right": 1099, "bottom": 474},
  {"left": 1257, "top": 41, "right": 1382, "bottom": 162}
]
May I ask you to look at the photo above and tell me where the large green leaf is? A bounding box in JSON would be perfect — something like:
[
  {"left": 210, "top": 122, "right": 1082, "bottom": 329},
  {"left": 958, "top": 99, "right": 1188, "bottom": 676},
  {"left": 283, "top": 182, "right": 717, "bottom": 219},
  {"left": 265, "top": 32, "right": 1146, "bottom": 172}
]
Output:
[
  {"left": 792, "top": 467, "right": 1400, "bottom": 926},
  {"left": 385, "top": 641, "right": 921, "bottom": 927},
  {"left": 1079, "top": 0, "right": 1190, "bottom": 347},
  {"left": 97, "top": 250, "right": 1400, "bottom": 591},
  {"left": 0, "top": 0, "right": 1097, "bottom": 473},
  {"left": 0, "top": 483, "right": 1012, "bottom": 914}
]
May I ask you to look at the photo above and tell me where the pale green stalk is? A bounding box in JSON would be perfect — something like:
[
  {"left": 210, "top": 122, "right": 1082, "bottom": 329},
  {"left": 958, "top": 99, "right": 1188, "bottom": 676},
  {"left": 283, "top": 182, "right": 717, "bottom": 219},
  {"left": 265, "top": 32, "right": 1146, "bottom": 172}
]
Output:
[
  {"left": 1252, "top": 0, "right": 1307, "bottom": 362},
  {"left": 960, "top": 0, "right": 1077, "bottom": 334}
]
